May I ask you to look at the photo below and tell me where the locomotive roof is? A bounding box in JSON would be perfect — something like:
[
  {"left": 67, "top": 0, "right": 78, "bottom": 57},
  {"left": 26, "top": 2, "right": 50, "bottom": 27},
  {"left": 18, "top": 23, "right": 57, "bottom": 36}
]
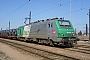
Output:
[
  {"left": 18, "top": 18, "right": 70, "bottom": 27},
  {"left": 29, "top": 18, "right": 69, "bottom": 24},
  {"left": 58, "top": 20, "right": 70, "bottom": 22}
]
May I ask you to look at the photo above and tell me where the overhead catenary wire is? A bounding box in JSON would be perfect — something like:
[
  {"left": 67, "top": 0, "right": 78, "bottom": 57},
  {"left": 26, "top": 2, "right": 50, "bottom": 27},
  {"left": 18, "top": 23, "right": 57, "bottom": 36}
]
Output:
[
  {"left": 32, "top": 0, "right": 77, "bottom": 17},
  {"left": 58, "top": 6, "right": 90, "bottom": 17},
  {"left": 57, "top": 6, "right": 89, "bottom": 33},
  {"left": 0, "top": 0, "right": 88, "bottom": 34},
  {"left": 0, "top": 0, "right": 89, "bottom": 35},
  {"left": 0, "top": 0, "right": 76, "bottom": 21},
  {"left": 26, "top": 6, "right": 90, "bottom": 33},
  {"left": 26, "top": 7, "right": 90, "bottom": 32},
  {"left": 0, "top": 0, "right": 77, "bottom": 29},
  {"left": 0, "top": 0, "right": 87, "bottom": 27},
  {"left": 0, "top": 0, "right": 30, "bottom": 20},
  {"left": 24, "top": 0, "right": 76, "bottom": 24}
]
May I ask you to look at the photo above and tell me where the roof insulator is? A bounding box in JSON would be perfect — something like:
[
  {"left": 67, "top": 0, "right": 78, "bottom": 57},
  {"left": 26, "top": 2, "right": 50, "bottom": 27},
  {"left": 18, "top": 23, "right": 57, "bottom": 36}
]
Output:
[
  {"left": 60, "top": 18, "right": 63, "bottom": 20},
  {"left": 42, "top": 20, "right": 44, "bottom": 22}
]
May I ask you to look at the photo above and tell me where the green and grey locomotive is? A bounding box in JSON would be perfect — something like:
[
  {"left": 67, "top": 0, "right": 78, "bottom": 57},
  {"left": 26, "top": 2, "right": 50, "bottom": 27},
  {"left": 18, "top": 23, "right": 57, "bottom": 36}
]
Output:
[{"left": 17, "top": 18, "right": 77, "bottom": 46}]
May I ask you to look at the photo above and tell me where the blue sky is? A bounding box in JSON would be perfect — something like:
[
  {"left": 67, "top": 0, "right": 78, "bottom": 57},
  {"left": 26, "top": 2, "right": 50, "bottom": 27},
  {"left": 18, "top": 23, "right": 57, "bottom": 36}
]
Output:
[{"left": 0, "top": 0, "right": 90, "bottom": 33}]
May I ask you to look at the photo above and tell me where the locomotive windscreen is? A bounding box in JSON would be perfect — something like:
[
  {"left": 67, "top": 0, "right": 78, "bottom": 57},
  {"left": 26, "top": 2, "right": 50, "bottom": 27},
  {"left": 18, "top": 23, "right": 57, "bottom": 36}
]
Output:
[{"left": 58, "top": 20, "right": 71, "bottom": 28}]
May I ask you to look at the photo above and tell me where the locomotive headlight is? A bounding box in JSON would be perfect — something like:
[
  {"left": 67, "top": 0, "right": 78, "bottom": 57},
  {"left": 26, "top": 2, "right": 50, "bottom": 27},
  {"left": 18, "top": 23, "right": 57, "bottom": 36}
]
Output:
[
  {"left": 72, "top": 32, "right": 74, "bottom": 35},
  {"left": 72, "top": 32, "right": 74, "bottom": 34}
]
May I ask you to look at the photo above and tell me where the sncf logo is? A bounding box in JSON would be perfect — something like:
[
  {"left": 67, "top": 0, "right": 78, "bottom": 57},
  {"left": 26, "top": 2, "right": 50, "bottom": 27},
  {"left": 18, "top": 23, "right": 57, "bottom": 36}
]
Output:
[{"left": 52, "top": 30, "right": 56, "bottom": 34}]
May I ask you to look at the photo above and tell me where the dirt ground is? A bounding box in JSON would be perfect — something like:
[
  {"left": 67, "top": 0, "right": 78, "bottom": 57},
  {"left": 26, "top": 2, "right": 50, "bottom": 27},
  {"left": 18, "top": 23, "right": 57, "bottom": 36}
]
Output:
[
  {"left": 0, "top": 42, "right": 43, "bottom": 60},
  {"left": 77, "top": 36, "right": 89, "bottom": 41}
]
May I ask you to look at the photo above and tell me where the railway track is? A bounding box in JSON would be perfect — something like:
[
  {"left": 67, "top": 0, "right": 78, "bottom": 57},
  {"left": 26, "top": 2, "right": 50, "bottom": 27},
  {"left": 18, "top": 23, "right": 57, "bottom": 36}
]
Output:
[
  {"left": 63, "top": 43, "right": 90, "bottom": 55},
  {"left": 64, "top": 47, "right": 90, "bottom": 54},
  {"left": 54, "top": 43, "right": 90, "bottom": 55},
  {"left": 0, "top": 39, "right": 79, "bottom": 60},
  {"left": 73, "top": 44, "right": 90, "bottom": 48}
]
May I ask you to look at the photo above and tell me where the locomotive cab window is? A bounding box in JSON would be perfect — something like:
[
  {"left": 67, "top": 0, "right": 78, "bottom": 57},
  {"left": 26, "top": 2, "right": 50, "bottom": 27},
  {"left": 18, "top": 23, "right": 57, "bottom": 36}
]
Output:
[
  {"left": 58, "top": 20, "right": 71, "bottom": 28},
  {"left": 51, "top": 23, "right": 53, "bottom": 28},
  {"left": 48, "top": 23, "right": 50, "bottom": 28}
]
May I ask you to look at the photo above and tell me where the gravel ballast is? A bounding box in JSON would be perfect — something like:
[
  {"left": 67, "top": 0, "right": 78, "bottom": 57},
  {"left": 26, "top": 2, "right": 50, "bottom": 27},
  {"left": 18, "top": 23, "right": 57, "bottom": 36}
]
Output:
[{"left": 0, "top": 51, "right": 13, "bottom": 60}]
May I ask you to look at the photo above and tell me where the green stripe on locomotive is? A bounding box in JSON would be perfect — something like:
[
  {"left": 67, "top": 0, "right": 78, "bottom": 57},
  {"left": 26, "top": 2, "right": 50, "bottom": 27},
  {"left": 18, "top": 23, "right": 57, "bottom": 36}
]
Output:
[
  {"left": 17, "top": 26, "right": 24, "bottom": 36},
  {"left": 54, "top": 20, "right": 75, "bottom": 38}
]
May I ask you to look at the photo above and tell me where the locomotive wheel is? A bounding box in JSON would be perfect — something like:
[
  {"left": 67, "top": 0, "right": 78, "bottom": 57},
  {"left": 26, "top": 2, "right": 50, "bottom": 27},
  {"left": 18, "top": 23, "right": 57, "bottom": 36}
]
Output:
[{"left": 49, "top": 39, "right": 54, "bottom": 46}]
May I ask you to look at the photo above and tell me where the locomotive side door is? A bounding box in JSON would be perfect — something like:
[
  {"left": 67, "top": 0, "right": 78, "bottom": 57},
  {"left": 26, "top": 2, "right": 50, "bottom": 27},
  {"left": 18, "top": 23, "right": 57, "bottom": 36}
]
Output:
[{"left": 47, "top": 22, "right": 51, "bottom": 39}]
